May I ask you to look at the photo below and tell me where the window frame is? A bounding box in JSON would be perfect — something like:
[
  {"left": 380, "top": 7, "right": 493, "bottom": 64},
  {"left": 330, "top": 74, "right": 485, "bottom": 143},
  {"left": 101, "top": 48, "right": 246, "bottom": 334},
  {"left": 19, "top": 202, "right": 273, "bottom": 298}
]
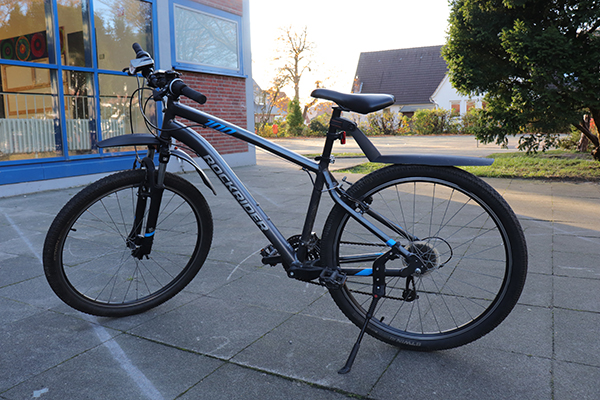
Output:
[
  {"left": 169, "top": 0, "right": 244, "bottom": 77},
  {"left": 0, "top": 0, "right": 159, "bottom": 183}
]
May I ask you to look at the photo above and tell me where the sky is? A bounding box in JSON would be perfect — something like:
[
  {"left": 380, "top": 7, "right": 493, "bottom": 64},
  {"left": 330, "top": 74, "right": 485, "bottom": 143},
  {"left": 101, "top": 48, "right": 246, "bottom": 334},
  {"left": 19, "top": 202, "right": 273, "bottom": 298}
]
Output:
[{"left": 248, "top": 0, "right": 452, "bottom": 102}]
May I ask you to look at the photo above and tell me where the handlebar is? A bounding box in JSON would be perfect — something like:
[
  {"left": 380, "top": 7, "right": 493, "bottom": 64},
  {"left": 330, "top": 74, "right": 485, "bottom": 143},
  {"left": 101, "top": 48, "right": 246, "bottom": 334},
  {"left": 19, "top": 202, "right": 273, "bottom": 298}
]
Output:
[
  {"left": 129, "top": 43, "right": 207, "bottom": 105},
  {"left": 132, "top": 43, "right": 150, "bottom": 59},
  {"left": 170, "top": 79, "right": 207, "bottom": 105}
]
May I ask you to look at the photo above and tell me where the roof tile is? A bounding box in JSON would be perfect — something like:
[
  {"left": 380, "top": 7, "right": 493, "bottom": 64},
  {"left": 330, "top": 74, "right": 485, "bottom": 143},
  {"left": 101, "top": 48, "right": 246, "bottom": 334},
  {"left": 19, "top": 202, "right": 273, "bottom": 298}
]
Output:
[{"left": 353, "top": 45, "right": 447, "bottom": 105}]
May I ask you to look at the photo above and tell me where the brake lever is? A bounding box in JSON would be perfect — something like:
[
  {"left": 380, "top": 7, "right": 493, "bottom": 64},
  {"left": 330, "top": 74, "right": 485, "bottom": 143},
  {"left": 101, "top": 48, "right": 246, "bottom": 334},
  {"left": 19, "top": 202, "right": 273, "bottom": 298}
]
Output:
[{"left": 152, "top": 88, "right": 168, "bottom": 101}]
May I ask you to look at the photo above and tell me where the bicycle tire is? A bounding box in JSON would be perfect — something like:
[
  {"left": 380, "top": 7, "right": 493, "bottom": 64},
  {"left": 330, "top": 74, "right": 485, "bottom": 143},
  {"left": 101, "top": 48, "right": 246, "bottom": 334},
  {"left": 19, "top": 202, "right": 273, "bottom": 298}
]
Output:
[
  {"left": 321, "top": 165, "right": 527, "bottom": 350},
  {"left": 43, "top": 169, "right": 213, "bottom": 317}
]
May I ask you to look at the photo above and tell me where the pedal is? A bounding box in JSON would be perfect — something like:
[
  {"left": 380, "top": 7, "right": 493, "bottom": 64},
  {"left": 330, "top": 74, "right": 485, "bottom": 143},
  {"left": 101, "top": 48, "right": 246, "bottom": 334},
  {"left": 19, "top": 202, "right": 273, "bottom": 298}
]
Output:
[
  {"left": 260, "top": 244, "right": 280, "bottom": 266},
  {"left": 319, "top": 268, "right": 347, "bottom": 289}
]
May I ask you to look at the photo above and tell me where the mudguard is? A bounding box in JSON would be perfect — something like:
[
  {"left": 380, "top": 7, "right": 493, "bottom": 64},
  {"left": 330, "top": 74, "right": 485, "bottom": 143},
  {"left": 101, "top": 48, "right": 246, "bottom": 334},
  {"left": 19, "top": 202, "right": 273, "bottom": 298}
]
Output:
[
  {"left": 97, "top": 133, "right": 162, "bottom": 148},
  {"left": 349, "top": 125, "right": 494, "bottom": 166},
  {"left": 97, "top": 134, "right": 216, "bottom": 195}
]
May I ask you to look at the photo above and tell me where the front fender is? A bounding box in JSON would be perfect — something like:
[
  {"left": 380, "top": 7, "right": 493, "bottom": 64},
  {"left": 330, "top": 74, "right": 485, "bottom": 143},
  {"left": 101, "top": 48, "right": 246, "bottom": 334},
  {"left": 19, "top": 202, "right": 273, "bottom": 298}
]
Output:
[
  {"left": 97, "top": 133, "right": 161, "bottom": 148},
  {"left": 97, "top": 134, "right": 216, "bottom": 195},
  {"left": 170, "top": 148, "right": 216, "bottom": 195}
]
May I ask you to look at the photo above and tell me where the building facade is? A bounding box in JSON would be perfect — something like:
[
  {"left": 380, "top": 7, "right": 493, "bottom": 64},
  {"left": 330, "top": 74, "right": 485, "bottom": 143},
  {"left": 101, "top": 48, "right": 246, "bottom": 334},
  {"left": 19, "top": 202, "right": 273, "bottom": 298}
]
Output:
[
  {"left": 430, "top": 74, "right": 484, "bottom": 115},
  {"left": 0, "top": 0, "right": 254, "bottom": 196}
]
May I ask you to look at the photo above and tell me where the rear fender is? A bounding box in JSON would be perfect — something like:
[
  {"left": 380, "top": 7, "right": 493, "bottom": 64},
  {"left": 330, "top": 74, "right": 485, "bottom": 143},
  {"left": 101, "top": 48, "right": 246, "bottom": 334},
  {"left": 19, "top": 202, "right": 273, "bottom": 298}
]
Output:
[{"left": 348, "top": 126, "right": 494, "bottom": 166}]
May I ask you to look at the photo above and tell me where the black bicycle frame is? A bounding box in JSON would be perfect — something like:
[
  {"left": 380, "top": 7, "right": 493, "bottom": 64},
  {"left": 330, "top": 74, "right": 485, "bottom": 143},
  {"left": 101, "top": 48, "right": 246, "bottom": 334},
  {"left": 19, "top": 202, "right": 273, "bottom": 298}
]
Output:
[{"left": 160, "top": 99, "right": 412, "bottom": 270}]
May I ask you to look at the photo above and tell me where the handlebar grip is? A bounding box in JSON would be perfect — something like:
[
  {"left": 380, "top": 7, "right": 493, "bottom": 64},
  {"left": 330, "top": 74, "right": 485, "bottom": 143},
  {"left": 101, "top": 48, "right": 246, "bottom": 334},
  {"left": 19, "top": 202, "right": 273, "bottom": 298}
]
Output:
[
  {"left": 132, "top": 42, "right": 150, "bottom": 59},
  {"left": 170, "top": 80, "right": 207, "bottom": 105}
]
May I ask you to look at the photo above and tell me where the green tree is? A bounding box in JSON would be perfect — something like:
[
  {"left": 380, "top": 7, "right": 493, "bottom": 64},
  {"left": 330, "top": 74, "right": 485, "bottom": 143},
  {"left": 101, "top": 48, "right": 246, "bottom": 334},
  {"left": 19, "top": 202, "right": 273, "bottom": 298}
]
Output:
[
  {"left": 443, "top": 0, "right": 600, "bottom": 159},
  {"left": 286, "top": 98, "right": 304, "bottom": 136}
]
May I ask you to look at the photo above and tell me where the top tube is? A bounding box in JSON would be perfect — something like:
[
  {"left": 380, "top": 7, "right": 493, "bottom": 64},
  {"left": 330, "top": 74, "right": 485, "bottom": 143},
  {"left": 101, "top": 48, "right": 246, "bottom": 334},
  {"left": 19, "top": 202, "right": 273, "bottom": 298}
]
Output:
[{"left": 165, "top": 100, "right": 319, "bottom": 173}]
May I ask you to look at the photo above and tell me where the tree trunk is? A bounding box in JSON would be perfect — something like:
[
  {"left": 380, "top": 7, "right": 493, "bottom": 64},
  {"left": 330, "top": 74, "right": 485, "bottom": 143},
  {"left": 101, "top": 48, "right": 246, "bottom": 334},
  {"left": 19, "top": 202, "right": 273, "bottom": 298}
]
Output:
[
  {"left": 574, "top": 118, "right": 600, "bottom": 160},
  {"left": 577, "top": 133, "right": 589, "bottom": 152},
  {"left": 586, "top": 109, "right": 600, "bottom": 161}
]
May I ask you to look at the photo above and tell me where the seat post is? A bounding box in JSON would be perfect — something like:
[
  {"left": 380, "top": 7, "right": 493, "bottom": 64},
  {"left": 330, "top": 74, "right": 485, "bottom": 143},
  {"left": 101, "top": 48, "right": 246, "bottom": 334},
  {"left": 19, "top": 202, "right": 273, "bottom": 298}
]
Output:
[{"left": 320, "top": 107, "right": 343, "bottom": 160}]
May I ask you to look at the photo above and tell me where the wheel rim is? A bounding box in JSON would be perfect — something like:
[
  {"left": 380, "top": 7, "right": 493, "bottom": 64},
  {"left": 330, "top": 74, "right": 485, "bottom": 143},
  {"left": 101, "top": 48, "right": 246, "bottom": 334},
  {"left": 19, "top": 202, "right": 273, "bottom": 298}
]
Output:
[{"left": 58, "top": 182, "right": 202, "bottom": 308}]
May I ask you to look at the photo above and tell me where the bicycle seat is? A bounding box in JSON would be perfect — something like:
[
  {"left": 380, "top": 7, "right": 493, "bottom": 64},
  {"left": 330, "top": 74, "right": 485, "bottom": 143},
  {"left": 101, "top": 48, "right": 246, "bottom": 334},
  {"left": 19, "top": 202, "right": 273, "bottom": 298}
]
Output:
[{"left": 311, "top": 89, "right": 395, "bottom": 114}]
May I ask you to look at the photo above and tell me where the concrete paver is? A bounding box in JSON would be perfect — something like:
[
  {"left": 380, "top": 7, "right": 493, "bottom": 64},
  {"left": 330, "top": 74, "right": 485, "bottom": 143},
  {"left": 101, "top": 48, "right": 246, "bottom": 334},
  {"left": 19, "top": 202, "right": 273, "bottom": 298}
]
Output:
[{"left": 1, "top": 136, "right": 599, "bottom": 399}]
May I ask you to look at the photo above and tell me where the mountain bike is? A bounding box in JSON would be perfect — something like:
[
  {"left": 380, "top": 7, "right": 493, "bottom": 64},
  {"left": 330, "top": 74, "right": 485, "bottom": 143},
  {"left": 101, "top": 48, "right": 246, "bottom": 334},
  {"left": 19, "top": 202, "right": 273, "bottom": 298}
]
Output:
[{"left": 43, "top": 44, "right": 527, "bottom": 373}]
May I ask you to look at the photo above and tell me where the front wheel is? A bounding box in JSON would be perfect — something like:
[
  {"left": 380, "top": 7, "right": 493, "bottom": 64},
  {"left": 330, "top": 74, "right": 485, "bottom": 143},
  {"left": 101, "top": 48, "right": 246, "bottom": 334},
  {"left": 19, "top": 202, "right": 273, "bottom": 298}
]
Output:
[
  {"left": 43, "top": 169, "right": 213, "bottom": 317},
  {"left": 321, "top": 165, "right": 527, "bottom": 351}
]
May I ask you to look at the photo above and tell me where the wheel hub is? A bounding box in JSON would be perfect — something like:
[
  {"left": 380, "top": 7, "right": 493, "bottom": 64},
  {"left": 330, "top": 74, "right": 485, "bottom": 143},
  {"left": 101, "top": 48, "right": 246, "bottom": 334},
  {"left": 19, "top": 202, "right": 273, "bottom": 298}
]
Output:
[{"left": 405, "top": 238, "right": 451, "bottom": 274}]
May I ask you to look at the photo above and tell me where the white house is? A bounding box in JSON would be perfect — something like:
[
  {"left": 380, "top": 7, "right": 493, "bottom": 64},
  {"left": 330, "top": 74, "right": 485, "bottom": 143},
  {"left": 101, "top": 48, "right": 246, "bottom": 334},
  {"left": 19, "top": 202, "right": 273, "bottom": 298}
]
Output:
[
  {"left": 352, "top": 45, "right": 485, "bottom": 120},
  {"left": 430, "top": 74, "right": 485, "bottom": 115}
]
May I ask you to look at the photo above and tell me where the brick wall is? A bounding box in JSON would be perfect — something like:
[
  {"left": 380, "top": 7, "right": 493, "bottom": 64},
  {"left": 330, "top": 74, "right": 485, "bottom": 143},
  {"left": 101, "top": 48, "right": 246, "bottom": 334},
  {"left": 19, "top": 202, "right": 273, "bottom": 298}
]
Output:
[
  {"left": 178, "top": 71, "right": 249, "bottom": 155},
  {"left": 174, "top": 0, "right": 247, "bottom": 156},
  {"left": 198, "top": 0, "right": 242, "bottom": 15}
]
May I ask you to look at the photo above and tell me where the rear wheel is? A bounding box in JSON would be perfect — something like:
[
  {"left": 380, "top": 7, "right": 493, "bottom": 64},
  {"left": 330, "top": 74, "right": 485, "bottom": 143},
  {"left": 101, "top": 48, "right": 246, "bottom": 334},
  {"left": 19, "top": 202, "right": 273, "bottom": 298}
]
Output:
[
  {"left": 43, "top": 169, "right": 213, "bottom": 317},
  {"left": 321, "top": 165, "right": 527, "bottom": 350}
]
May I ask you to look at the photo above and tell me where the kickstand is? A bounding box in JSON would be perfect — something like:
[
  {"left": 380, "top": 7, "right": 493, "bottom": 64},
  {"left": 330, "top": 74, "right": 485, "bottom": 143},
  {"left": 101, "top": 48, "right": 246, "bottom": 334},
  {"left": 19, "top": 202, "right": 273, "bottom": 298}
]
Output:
[
  {"left": 338, "top": 249, "right": 393, "bottom": 374},
  {"left": 338, "top": 294, "right": 380, "bottom": 374}
]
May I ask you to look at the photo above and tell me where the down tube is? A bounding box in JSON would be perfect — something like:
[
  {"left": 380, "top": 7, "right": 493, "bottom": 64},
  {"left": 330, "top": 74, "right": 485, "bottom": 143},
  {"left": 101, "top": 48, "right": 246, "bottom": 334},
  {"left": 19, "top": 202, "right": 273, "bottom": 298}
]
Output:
[{"left": 167, "top": 122, "right": 298, "bottom": 268}]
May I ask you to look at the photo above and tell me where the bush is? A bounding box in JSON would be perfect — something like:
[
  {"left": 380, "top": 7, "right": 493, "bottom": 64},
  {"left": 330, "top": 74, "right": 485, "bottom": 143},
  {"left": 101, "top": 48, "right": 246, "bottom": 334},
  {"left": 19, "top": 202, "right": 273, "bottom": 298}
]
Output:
[
  {"left": 308, "top": 112, "right": 331, "bottom": 136},
  {"left": 256, "top": 120, "right": 288, "bottom": 137},
  {"left": 256, "top": 122, "right": 274, "bottom": 137},
  {"left": 460, "top": 108, "right": 487, "bottom": 136},
  {"left": 411, "top": 109, "right": 457, "bottom": 135},
  {"left": 361, "top": 109, "right": 410, "bottom": 136}
]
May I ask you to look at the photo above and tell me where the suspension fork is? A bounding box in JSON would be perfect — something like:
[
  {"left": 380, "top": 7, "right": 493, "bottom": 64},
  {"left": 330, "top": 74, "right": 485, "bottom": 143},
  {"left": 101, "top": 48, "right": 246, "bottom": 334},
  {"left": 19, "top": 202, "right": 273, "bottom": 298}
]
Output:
[{"left": 128, "top": 146, "right": 169, "bottom": 259}]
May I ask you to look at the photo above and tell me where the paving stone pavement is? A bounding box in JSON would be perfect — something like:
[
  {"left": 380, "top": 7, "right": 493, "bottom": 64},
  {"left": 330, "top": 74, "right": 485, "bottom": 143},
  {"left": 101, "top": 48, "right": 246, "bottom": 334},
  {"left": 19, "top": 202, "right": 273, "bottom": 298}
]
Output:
[{"left": 1, "top": 136, "right": 599, "bottom": 399}]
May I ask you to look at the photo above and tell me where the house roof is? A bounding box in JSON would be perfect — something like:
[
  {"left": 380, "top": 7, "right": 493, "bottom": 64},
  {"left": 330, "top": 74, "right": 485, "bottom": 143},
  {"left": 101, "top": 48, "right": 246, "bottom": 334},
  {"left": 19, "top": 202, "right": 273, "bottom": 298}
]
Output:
[{"left": 353, "top": 45, "right": 447, "bottom": 106}]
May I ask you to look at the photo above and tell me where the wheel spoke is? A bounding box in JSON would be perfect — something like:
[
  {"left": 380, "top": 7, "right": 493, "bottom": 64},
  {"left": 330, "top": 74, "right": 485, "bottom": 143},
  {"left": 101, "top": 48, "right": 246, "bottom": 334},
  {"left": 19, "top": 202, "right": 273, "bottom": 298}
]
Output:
[
  {"left": 324, "top": 166, "right": 526, "bottom": 350},
  {"left": 46, "top": 171, "right": 212, "bottom": 316}
]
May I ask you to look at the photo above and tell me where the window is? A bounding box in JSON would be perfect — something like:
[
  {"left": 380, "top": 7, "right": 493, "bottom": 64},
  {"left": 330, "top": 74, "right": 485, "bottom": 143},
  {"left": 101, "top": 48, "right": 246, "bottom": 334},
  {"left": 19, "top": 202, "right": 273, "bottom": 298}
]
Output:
[
  {"left": 93, "top": 0, "right": 154, "bottom": 71},
  {"left": 466, "top": 101, "right": 475, "bottom": 113},
  {"left": 0, "top": 0, "right": 155, "bottom": 183},
  {"left": 450, "top": 101, "right": 461, "bottom": 115},
  {"left": 63, "top": 70, "right": 96, "bottom": 156},
  {"left": 170, "top": 0, "right": 243, "bottom": 76},
  {"left": 0, "top": 66, "right": 61, "bottom": 162},
  {"left": 98, "top": 73, "right": 156, "bottom": 152}
]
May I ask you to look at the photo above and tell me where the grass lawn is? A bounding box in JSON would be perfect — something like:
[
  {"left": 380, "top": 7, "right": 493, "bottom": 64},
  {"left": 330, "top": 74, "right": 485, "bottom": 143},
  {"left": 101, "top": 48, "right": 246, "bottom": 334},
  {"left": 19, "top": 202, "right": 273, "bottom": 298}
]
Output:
[{"left": 336, "top": 150, "right": 600, "bottom": 182}]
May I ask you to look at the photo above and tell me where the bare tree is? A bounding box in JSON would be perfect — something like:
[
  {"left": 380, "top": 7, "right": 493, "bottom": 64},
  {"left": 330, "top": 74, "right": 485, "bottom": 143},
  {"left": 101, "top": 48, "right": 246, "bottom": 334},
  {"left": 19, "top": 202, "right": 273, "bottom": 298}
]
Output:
[
  {"left": 254, "top": 75, "right": 289, "bottom": 132},
  {"left": 275, "top": 26, "right": 313, "bottom": 101}
]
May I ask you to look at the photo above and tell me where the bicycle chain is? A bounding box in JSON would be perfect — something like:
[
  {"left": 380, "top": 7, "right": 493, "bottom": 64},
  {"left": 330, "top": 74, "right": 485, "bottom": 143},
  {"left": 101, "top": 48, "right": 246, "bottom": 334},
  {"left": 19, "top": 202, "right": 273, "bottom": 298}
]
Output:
[
  {"left": 308, "top": 239, "right": 408, "bottom": 301},
  {"left": 306, "top": 278, "right": 409, "bottom": 301}
]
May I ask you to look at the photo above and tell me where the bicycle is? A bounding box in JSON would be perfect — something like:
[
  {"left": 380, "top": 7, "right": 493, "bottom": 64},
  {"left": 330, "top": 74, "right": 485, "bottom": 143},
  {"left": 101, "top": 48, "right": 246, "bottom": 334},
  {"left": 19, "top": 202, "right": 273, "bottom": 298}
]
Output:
[{"left": 43, "top": 44, "right": 527, "bottom": 374}]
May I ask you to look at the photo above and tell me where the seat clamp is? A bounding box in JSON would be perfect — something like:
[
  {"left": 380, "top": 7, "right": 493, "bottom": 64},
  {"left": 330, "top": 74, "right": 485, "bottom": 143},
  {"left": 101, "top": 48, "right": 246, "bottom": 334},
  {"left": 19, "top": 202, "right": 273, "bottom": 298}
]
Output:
[{"left": 330, "top": 117, "right": 357, "bottom": 132}]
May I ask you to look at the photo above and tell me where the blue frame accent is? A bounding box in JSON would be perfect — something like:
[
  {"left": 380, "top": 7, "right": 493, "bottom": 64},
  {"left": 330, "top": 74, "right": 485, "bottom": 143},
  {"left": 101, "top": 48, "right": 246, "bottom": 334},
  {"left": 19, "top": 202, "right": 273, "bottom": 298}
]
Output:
[
  {"left": 0, "top": 0, "right": 160, "bottom": 185},
  {"left": 168, "top": 0, "right": 244, "bottom": 77}
]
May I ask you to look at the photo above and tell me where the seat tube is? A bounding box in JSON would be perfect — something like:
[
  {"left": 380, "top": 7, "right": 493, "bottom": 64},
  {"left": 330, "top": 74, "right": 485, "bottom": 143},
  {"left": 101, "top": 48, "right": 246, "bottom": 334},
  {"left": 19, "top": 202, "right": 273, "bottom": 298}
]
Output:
[{"left": 297, "top": 109, "right": 341, "bottom": 262}]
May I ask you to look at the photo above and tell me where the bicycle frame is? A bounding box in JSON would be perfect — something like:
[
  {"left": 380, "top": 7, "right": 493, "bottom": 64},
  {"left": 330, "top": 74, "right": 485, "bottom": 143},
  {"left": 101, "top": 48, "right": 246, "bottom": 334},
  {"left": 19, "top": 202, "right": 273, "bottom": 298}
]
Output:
[
  {"left": 98, "top": 93, "right": 493, "bottom": 275},
  {"left": 159, "top": 99, "right": 414, "bottom": 271}
]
